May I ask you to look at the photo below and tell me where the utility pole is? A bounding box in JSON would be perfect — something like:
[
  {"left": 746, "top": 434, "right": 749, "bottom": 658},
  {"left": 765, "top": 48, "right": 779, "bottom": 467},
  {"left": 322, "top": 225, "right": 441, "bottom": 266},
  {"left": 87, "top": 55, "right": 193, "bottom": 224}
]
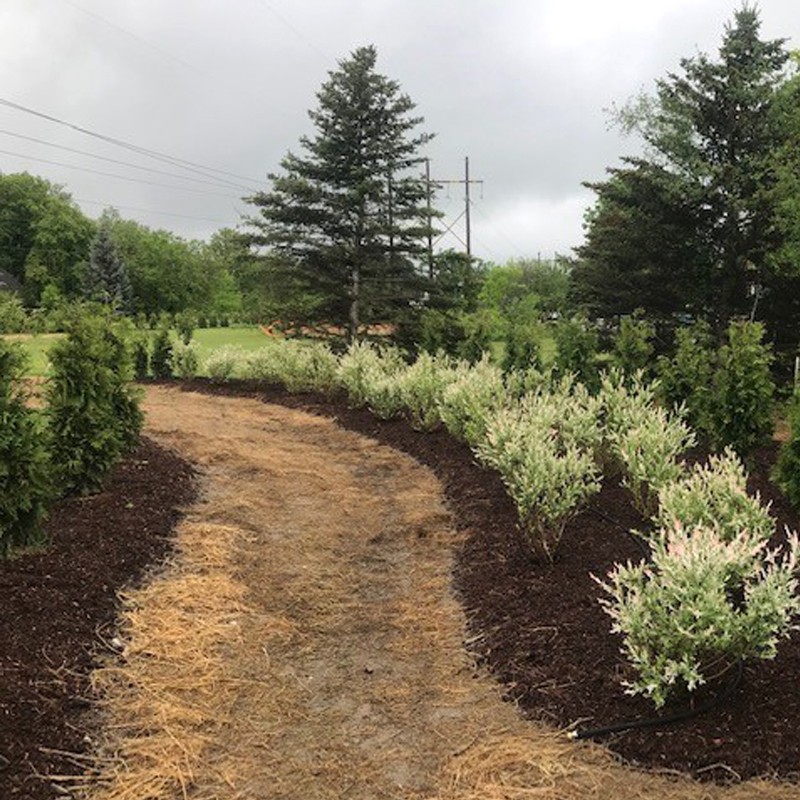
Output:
[
  {"left": 425, "top": 157, "right": 483, "bottom": 261},
  {"left": 425, "top": 157, "right": 434, "bottom": 278},
  {"left": 465, "top": 156, "right": 472, "bottom": 257}
]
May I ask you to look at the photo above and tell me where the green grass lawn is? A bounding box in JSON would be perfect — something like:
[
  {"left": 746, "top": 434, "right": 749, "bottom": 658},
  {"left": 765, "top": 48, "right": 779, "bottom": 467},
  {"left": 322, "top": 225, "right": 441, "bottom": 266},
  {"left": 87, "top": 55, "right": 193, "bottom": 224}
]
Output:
[
  {"left": 4, "top": 333, "right": 64, "bottom": 377},
  {"left": 4, "top": 326, "right": 275, "bottom": 377}
]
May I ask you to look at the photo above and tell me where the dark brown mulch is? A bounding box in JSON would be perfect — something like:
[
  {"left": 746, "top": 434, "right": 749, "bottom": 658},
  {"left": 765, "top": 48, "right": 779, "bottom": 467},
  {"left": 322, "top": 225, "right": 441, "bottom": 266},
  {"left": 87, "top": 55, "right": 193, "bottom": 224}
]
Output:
[
  {"left": 0, "top": 437, "right": 197, "bottom": 800},
  {"left": 182, "top": 378, "right": 800, "bottom": 783}
]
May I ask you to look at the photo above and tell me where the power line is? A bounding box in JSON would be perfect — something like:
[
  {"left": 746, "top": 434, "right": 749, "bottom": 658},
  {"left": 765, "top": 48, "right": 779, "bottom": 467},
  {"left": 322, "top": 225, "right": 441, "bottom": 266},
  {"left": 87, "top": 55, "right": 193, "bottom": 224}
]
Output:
[
  {"left": 0, "top": 97, "right": 264, "bottom": 190},
  {"left": 0, "top": 130, "right": 240, "bottom": 191},
  {"left": 0, "top": 147, "right": 242, "bottom": 198},
  {"left": 248, "top": 0, "right": 331, "bottom": 62},
  {"left": 75, "top": 197, "right": 235, "bottom": 225},
  {"left": 60, "top": 0, "right": 202, "bottom": 73}
]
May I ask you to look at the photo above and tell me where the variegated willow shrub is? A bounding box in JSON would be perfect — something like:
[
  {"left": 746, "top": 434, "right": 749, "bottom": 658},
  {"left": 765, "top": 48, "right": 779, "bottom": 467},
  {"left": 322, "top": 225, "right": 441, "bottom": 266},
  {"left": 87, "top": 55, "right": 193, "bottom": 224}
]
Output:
[
  {"left": 476, "top": 384, "right": 602, "bottom": 562},
  {"left": 244, "top": 340, "right": 339, "bottom": 394},
  {"left": 596, "top": 522, "right": 800, "bottom": 709},
  {"left": 204, "top": 345, "right": 247, "bottom": 382},
  {"left": 0, "top": 339, "right": 51, "bottom": 555},
  {"left": 600, "top": 371, "right": 695, "bottom": 517},
  {"left": 397, "top": 350, "right": 460, "bottom": 430},
  {"left": 170, "top": 340, "right": 200, "bottom": 379},
  {"left": 336, "top": 341, "right": 406, "bottom": 411},
  {"left": 437, "top": 355, "right": 507, "bottom": 445},
  {"left": 654, "top": 448, "right": 774, "bottom": 545}
]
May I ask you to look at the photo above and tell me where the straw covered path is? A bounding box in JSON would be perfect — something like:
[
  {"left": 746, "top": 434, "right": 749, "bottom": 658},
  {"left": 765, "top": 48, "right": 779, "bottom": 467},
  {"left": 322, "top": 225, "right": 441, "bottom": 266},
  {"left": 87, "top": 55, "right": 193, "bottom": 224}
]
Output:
[{"left": 81, "top": 386, "right": 798, "bottom": 800}]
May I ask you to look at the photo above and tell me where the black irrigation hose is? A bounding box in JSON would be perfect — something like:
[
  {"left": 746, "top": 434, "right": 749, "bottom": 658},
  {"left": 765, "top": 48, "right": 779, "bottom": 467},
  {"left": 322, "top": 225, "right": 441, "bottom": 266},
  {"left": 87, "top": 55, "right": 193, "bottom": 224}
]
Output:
[{"left": 567, "top": 659, "right": 744, "bottom": 741}]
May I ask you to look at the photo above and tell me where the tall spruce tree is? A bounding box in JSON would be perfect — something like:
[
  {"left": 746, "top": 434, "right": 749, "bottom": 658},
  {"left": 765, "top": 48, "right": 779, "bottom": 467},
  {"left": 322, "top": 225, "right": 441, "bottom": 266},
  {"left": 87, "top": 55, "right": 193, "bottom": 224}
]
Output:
[
  {"left": 84, "top": 218, "right": 132, "bottom": 312},
  {"left": 244, "top": 45, "right": 435, "bottom": 341},
  {"left": 576, "top": 6, "right": 790, "bottom": 335}
]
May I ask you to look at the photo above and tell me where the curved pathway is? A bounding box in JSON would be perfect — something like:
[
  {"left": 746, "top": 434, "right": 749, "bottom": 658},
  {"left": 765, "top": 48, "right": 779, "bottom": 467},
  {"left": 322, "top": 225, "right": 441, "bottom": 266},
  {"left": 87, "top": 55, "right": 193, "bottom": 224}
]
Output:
[{"left": 82, "top": 386, "right": 796, "bottom": 800}]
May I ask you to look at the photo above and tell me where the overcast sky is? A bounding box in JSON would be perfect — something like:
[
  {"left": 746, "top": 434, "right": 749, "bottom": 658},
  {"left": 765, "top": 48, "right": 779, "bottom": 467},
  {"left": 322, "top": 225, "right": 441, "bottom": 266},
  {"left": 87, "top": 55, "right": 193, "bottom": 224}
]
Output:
[{"left": 1, "top": 0, "right": 798, "bottom": 263}]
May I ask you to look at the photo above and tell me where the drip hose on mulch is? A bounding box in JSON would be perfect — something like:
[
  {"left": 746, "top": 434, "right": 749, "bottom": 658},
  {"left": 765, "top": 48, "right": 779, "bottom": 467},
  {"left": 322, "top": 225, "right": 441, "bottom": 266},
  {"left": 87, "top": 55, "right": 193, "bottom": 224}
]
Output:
[{"left": 568, "top": 660, "right": 744, "bottom": 741}]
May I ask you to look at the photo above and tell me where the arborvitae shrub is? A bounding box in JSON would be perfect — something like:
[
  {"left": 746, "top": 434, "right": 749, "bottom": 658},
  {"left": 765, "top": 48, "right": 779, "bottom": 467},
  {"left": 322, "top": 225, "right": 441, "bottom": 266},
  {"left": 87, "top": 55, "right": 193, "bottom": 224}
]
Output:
[
  {"left": 133, "top": 334, "right": 150, "bottom": 379},
  {"left": 774, "top": 392, "right": 800, "bottom": 507},
  {"left": 151, "top": 326, "right": 174, "bottom": 379},
  {"left": 0, "top": 340, "right": 51, "bottom": 554},
  {"left": 552, "top": 315, "right": 599, "bottom": 390},
  {"left": 175, "top": 310, "right": 196, "bottom": 345},
  {"left": 657, "top": 320, "right": 715, "bottom": 434},
  {"left": 712, "top": 321, "right": 774, "bottom": 456},
  {"left": 46, "top": 313, "right": 142, "bottom": 495},
  {"left": 658, "top": 320, "right": 774, "bottom": 456},
  {"left": 612, "top": 312, "right": 655, "bottom": 380},
  {"left": 503, "top": 321, "right": 543, "bottom": 373}
]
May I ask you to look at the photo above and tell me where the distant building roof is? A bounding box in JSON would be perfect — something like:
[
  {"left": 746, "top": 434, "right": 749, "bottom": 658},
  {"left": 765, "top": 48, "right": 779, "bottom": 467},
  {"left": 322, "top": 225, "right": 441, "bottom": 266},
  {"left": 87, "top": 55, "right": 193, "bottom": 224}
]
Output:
[{"left": 0, "top": 269, "right": 22, "bottom": 293}]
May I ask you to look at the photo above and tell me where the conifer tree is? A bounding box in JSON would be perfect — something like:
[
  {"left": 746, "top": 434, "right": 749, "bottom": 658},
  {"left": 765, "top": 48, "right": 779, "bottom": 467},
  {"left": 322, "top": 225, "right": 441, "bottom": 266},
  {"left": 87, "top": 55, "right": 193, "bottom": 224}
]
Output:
[
  {"left": 85, "top": 218, "right": 132, "bottom": 312},
  {"left": 244, "top": 45, "right": 436, "bottom": 341},
  {"left": 576, "top": 7, "right": 790, "bottom": 333}
]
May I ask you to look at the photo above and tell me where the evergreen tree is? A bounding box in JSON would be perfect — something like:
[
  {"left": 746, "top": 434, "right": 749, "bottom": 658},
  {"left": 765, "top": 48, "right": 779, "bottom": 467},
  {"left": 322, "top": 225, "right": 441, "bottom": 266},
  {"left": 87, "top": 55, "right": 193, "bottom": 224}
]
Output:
[
  {"left": 244, "top": 45, "right": 436, "bottom": 341},
  {"left": 576, "top": 7, "right": 790, "bottom": 334},
  {"left": 84, "top": 218, "right": 132, "bottom": 312}
]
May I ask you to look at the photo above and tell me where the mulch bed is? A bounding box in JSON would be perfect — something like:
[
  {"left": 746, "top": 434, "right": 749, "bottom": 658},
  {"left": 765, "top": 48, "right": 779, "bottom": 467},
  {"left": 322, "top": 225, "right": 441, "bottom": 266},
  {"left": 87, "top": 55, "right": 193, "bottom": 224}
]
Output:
[
  {"left": 182, "top": 378, "right": 800, "bottom": 783},
  {"left": 0, "top": 438, "right": 197, "bottom": 800},
  {"left": 6, "top": 380, "right": 800, "bottom": 796}
]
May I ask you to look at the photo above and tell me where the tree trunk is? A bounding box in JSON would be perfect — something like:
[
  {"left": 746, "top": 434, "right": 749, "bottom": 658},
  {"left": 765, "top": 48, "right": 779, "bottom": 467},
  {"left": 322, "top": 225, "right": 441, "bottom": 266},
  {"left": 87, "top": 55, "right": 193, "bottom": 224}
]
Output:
[{"left": 349, "top": 264, "right": 360, "bottom": 343}]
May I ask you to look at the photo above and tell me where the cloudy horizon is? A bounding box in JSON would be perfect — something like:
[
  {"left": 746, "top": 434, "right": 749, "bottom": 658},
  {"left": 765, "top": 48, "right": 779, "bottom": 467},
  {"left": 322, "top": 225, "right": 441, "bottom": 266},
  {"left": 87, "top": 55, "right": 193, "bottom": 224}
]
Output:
[{"left": 1, "top": 0, "right": 798, "bottom": 264}]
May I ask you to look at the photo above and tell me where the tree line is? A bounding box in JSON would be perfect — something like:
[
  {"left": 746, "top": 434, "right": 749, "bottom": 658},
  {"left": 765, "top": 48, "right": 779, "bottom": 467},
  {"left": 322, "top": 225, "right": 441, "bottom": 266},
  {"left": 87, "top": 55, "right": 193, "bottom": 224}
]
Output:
[{"left": 4, "top": 8, "right": 800, "bottom": 372}]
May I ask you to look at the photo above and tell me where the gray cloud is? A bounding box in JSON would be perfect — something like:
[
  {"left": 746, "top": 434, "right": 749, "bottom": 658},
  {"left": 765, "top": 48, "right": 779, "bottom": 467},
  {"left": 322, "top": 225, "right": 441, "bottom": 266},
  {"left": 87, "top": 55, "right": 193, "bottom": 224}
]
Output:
[{"left": 1, "top": 0, "right": 797, "bottom": 261}]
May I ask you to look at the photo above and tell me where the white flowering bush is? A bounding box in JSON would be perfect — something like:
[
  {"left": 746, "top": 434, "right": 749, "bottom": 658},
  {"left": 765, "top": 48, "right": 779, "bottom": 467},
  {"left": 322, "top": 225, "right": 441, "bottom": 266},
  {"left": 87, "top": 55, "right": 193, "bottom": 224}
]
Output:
[
  {"left": 655, "top": 448, "right": 773, "bottom": 545},
  {"left": 438, "top": 355, "right": 507, "bottom": 444},
  {"left": 204, "top": 345, "right": 247, "bottom": 382},
  {"left": 476, "top": 394, "right": 601, "bottom": 561},
  {"left": 596, "top": 522, "right": 800, "bottom": 708}
]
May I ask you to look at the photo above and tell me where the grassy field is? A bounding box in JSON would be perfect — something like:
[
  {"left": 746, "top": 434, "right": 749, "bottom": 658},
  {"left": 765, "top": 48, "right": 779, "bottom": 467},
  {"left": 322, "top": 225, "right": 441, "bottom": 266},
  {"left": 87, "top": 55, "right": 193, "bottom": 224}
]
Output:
[
  {"left": 4, "top": 333, "right": 64, "bottom": 376},
  {"left": 4, "top": 327, "right": 275, "bottom": 377}
]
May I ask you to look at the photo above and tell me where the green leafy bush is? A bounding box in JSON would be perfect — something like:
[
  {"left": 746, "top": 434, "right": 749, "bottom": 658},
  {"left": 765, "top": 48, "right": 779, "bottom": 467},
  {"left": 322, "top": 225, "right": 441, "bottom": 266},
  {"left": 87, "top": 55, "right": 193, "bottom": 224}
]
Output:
[
  {"left": 655, "top": 448, "right": 773, "bottom": 544},
  {"left": 151, "top": 326, "right": 174, "bottom": 379},
  {"left": 552, "top": 315, "right": 599, "bottom": 390},
  {"left": 133, "top": 333, "right": 150, "bottom": 379},
  {"left": 712, "top": 320, "right": 774, "bottom": 456},
  {"left": 657, "top": 321, "right": 714, "bottom": 434},
  {"left": 774, "top": 391, "right": 800, "bottom": 507},
  {"left": 174, "top": 309, "right": 196, "bottom": 344},
  {"left": 0, "top": 341, "right": 51, "bottom": 554},
  {"left": 597, "top": 523, "right": 800, "bottom": 708},
  {"left": 612, "top": 312, "right": 655, "bottom": 379},
  {"left": 658, "top": 320, "right": 774, "bottom": 456},
  {"left": 47, "top": 314, "right": 143, "bottom": 495}
]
